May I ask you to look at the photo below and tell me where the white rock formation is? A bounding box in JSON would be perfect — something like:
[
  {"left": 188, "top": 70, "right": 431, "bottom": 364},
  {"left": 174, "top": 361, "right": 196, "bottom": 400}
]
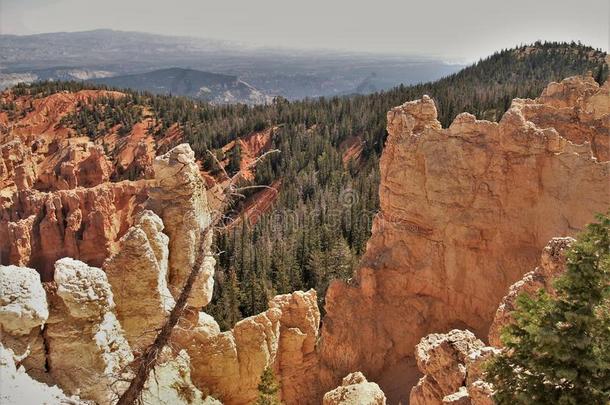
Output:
[
  {"left": 0, "top": 265, "right": 49, "bottom": 381},
  {"left": 0, "top": 343, "right": 85, "bottom": 405},
  {"left": 149, "top": 143, "right": 215, "bottom": 308},
  {"left": 46, "top": 258, "right": 133, "bottom": 405}
]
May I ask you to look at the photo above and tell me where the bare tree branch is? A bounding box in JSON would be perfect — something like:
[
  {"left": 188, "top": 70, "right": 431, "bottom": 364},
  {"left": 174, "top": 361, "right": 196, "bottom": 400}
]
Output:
[{"left": 115, "top": 148, "right": 278, "bottom": 405}]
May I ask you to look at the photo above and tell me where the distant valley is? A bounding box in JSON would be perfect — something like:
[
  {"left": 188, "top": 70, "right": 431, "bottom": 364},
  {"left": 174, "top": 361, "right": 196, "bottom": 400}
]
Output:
[
  {"left": 91, "top": 67, "right": 270, "bottom": 105},
  {"left": 0, "top": 29, "right": 463, "bottom": 101}
]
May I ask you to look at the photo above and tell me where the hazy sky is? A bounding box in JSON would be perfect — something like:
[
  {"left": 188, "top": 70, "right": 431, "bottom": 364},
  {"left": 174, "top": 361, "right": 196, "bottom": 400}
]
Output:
[{"left": 1, "top": 0, "right": 608, "bottom": 61}]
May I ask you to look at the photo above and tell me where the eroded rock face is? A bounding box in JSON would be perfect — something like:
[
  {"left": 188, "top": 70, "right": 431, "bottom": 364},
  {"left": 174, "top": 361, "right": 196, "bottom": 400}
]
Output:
[
  {"left": 0, "top": 134, "right": 226, "bottom": 403},
  {"left": 488, "top": 237, "right": 574, "bottom": 346},
  {"left": 414, "top": 330, "right": 484, "bottom": 399},
  {"left": 0, "top": 89, "right": 161, "bottom": 280},
  {"left": 409, "top": 330, "right": 498, "bottom": 405},
  {"left": 149, "top": 143, "right": 215, "bottom": 308},
  {"left": 323, "top": 372, "right": 387, "bottom": 405},
  {"left": 0, "top": 265, "right": 49, "bottom": 382},
  {"left": 0, "top": 265, "right": 48, "bottom": 335},
  {"left": 0, "top": 343, "right": 85, "bottom": 405},
  {"left": 0, "top": 180, "right": 148, "bottom": 280},
  {"left": 0, "top": 90, "right": 154, "bottom": 195},
  {"left": 174, "top": 289, "right": 320, "bottom": 405},
  {"left": 103, "top": 210, "right": 175, "bottom": 352},
  {"left": 410, "top": 235, "right": 580, "bottom": 405},
  {"left": 319, "top": 76, "right": 610, "bottom": 400},
  {"left": 0, "top": 259, "right": 213, "bottom": 405},
  {"left": 181, "top": 307, "right": 281, "bottom": 405},
  {"left": 269, "top": 290, "right": 321, "bottom": 404},
  {"left": 141, "top": 348, "right": 220, "bottom": 405},
  {"left": 45, "top": 258, "right": 133, "bottom": 404},
  {"left": 518, "top": 76, "right": 610, "bottom": 161}
]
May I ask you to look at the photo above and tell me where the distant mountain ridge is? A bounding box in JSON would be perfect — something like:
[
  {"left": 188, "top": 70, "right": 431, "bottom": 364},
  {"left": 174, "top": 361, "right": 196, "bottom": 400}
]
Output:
[
  {"left": 0, "top": 29, "right": 462, "bottom": 100},
  {"left": 91, "top": 67, "right": 271, "bottom": 105}
]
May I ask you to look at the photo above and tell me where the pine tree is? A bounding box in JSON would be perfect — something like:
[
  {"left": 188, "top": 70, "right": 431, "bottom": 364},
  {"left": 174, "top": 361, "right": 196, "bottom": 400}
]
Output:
[
  {"left": 255, "top": 367, "right": 281, "bottom": 405},
  {"left": 228, "top": 142, "right": 242, "bottom": 175},
  {"left": 486, "top": 213, "right": 610, "bottom": 404}
]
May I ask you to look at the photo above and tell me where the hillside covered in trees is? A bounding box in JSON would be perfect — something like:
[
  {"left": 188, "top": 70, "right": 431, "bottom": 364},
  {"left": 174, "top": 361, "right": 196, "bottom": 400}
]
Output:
[{"left": 5, "top": 42, "right": 608, "bottom": 330}]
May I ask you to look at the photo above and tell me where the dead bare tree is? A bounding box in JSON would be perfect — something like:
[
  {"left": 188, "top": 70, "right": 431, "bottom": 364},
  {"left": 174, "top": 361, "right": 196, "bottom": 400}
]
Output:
[{"left": 116, "top": 149, "right": 279, "bottom": 405}]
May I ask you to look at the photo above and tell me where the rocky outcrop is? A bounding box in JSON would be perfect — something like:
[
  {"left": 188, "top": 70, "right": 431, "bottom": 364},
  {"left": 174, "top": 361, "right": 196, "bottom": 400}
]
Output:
[
  {"left": 0, "top": 258, "right": 213, "bottom": 404},
  {"left": 269, "top": 290, "right": 321, "bottom": 404},
  {"left": 0, "top": 89, "right": 161, "bottom": 280},
  {"left": 103, "top": 210, "right": 174, "bottom": 352},
  {"left": 0, "top": 265, "right": 49, "bottom": 382},
  {"left": 180, "top": 307, "right": 281, "bottom": 404},
  {"left": 140, "top": 348, "right": 221, "bottom": 405},
  {"left": 0, "top": 265, "right": 48, "bottom": 335},
  {"left": 409, "top": 235, "right": 580, "bottom": 405},
  {"left": 323, "top": 372, "right": 387, "bottom": 405},
  {"left": 173, "top": 289, "right": 320, "bottom": 405},
  {"left": 0, "top": 139, "right": 37, "bottom": 192},
  {"left": 0, "top": 89, "right": 163, "bottom": 189},
  {"left": 0, "top": 142, "right": 212, "bottom": 285},
  {"left": 319, "top": 76, "right": 610, "bottom": 401},
  {"left": 0, "top": 180, "right": 148, "bottom": 280},
  {"left": 149, "top": 144, "right": 215, "bottom": 308},
  {"left": 101, "top": 143, "right": 216, "bottom": 351},
  {"left": 43, "top": 142, "right": 113, "bottom": 190},
  {"left": 519, "top": 76, "right": 610, "bottom": 161},
  {"left": 409, "top": 330, "right": 497, "bottom": 405},
  {"left": 488, "top": 237, "right": 574, "bottom": 346},
  {"left": 45, "top": 258, "right": 133, "bottom": 404}
]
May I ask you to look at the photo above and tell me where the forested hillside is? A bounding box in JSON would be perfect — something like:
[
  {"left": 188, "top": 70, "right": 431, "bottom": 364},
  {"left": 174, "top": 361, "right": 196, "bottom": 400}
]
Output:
[{"left": 7, "top": 42, "right": 608, "bottom": 329}]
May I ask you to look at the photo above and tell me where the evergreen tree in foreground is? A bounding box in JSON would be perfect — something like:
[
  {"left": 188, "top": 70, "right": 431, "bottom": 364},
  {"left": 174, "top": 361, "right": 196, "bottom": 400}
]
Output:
[
  {"left": 487, "top": 213, "right": 610, "bottom": 404},
  {"left": 255, "top": 367, "right": 281, "bottom": 405}
]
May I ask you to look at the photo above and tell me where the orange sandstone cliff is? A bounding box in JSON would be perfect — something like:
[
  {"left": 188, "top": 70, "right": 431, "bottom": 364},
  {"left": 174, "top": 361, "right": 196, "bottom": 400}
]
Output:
[
  {"left": 408, "top": 236, "right": 575, "bottom": 405},
  {"left": 318, "top": 75, "right": 610, "bottom": 402}
]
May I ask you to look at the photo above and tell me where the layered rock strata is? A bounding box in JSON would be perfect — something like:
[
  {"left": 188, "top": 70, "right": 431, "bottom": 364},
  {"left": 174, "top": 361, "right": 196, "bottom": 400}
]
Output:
[
  {"left": 319, "top": 76, "right": 610, "bottom": 400},
  {"left": 0, "top": 180, "right": 148, "bottom": 280},
  {"left": 0, "top": 89, "right": 158, "bottom": 280}
]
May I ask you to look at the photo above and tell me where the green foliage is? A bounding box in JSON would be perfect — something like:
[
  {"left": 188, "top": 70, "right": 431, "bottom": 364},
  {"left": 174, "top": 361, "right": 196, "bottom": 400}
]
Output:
[
  {"left": 60, "top": 96, "right": 142, "bottom": 139},
  {"left": 486, "top": 214, "right": 610, "bottom": 405},
  {"left": 228, "top": 142, "right": 242, "bottom": 175},
  {"left": 11, "top": 42, "right": 608, "bottom": 329},
  {"left": 255, "top": 367, "right": 281, "bottom": 405}
]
